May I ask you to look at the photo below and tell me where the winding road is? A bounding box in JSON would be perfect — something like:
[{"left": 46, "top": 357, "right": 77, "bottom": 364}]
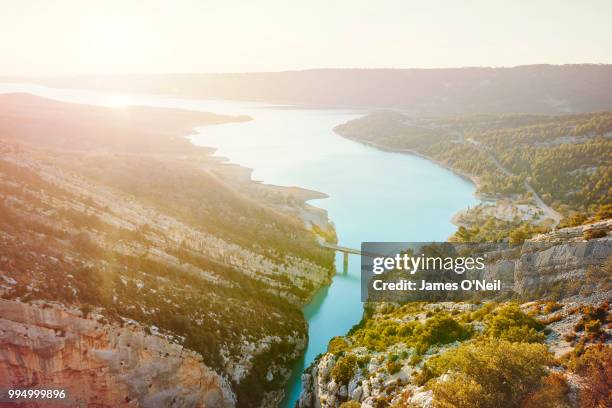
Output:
[{"left": 465, "top": 137, "right": 562, "bottom": 227}]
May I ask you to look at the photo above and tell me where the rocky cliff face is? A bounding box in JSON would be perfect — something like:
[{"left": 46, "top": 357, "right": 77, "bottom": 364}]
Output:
[
  {"left": 0, "top": 299, "right": 236, "bottom": 408},
  {"left": 464, "top": 235, "right": 612, "bottom": 296},
  {"left": 512, "top": 238, "right": 611, "bottom": 294}
]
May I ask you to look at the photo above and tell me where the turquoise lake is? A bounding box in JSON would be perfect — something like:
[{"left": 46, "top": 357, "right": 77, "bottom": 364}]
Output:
[{"left": 0, "top": 84, "right": 481, "bottom": 407}]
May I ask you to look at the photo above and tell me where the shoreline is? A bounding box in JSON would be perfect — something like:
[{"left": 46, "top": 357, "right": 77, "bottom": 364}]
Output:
[
  {"left": 334, "top": 131, "right": 561, "bottom": 231},
  {"left": 189, "top": 137, "right": 337, "bottom": 240},
  {"left": 337, "top": 133, "right": 484, "bottom": 191},
  {"left": 334, "top": 132, "right": 491, "bottom": 231}
]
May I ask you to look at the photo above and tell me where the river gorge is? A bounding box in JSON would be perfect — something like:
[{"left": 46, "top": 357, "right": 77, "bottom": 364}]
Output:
[{"left": 0, "top": 83, "right": 480, "bottom": 407}]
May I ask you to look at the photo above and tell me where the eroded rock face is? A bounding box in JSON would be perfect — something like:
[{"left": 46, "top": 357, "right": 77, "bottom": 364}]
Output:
[
  {"left": 513, "top": 239, "right": 611, "bottom": 294},
  {"left": 459, "top": 237, "right": 611, "bottom": 296},
  {"left": 0, "top": 300, "right": 236, "bottom": 408}
]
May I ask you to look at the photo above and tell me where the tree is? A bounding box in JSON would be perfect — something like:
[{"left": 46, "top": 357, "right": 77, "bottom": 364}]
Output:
[
  {"left": 331, "top": 355, "right": 357, "bottom": 385},
  {"left": 571, "top": 345, "right": 612, "bottom": 408},
  {"left": 427, "top": 340, "right": 552, "bottom": 408}
]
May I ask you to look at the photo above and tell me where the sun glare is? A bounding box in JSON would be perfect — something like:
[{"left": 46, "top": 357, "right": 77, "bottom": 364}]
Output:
[
  {"left": 101, "top": 94, "right": 133, "bottom": 107},
  {"left": 92, "top": 21, "right": 132, "bottom": 54}
]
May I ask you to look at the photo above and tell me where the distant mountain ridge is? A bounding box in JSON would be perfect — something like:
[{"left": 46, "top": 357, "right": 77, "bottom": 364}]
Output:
[{"left": 18, "top": 64, "right": 612, "bottom": 114}]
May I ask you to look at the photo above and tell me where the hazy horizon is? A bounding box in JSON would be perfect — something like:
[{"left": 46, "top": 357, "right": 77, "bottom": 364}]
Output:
[
  {"left": 2, "top": 0, "right": 612, "bottom": 76},
  {"left": 3, "top": 63, "right": 612, "bottom": 79}
]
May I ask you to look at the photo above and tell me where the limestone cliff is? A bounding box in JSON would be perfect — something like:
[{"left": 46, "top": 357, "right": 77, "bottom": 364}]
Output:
[
  {"left": 0, "top": 299, "right": 236, "bottom": 408},
  {"left": 0, "top": 94, "right": 337, "bottom": 407}
]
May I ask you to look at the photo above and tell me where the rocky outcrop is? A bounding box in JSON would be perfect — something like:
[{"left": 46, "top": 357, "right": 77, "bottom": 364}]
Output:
[
  {"left": 530, "top": 219, "right": 612, "bottom": 243},
  {"left": 0, "top": 299, "right": 236, "bottom": 408},
  {"left": 513, "top": 238, "right": 611, "bottom": 294},
  {"left": 457, "top": 234, "right": 612, "bottom": 297}
]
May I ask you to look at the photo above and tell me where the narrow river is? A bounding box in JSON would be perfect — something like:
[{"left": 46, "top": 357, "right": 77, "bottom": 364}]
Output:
[{"left": 0, "top": 84, "right": 480, "bottom": 407}]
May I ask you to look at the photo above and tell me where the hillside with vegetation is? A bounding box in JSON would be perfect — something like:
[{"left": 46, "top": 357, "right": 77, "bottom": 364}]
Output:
[
  {"left": 300, "top": 107, "right": 612, "bottom": 408},
  {"left": 301, "top": 298, "right": 611, "bottom": 408},
  {"left": 299, "top": 226, "right": 612, "bottom": 408},
  {"left": 335, "top": 111, "right": 612, "bottom": 242},
  {"left": 0, "top": 94, "right": 335, "bottom": 407}
]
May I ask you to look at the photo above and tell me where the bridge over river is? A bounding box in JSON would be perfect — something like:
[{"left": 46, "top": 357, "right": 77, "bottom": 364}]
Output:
[{"left": 320, "top": 242, "right": 382, "bottom": 272}]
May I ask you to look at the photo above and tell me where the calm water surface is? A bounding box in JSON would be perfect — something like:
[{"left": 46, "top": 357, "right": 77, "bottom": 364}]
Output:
[{"left": 0, "top": 84, "right": 480, "bottom": 407}]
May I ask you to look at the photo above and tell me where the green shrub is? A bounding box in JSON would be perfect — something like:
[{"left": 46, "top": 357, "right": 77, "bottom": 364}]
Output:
[
  {"left": 468, "top": 302, "right": 498, "bottom": 321},
  {"left": 584, "top": 320, "right": 601, "bottom": 334},
  {"left": 398, "top": 321, "right": 418, "bottom": 337},
  {"left": 484, "top": 304, "right": 544, "bottom": 342},
  {"left": 413, "top": 313, "right": 472, "bottom": 354},
  {"left": 386, "top": 359, "right": 402, "bottom": 375},
  {"left": 357, "top": 355, "right": 371, "bottom": 368},
  {"left": 328, "top": 337, "right": 350, "bottom": 355},
  {"left": 496, "top": 325, "right": 545, "bottom": 343},
  {"left": 349, "top": 312, "right": 470, "bottom": 353},
  {"left": 331, "top": 355, "right": 357, "bottom": 385},
  {"left": 409, "top": 354, "right": 422, "bottom": 366},
  {"left": 424, "top": 340, "right": 552, "bottom": 408}
]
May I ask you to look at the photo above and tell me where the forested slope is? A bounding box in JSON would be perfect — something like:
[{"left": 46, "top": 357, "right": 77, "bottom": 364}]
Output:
[{"left": 335, "top": 111, "right": 612, "bottom": 216}]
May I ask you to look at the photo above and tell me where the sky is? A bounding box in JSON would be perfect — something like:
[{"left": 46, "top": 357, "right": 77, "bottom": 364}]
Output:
[{"left": 2, "top": 0, "right": 611, "bottom": 75}]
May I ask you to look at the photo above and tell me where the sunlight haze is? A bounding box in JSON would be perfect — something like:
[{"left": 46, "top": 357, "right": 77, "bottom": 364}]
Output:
[
  {"left": 0, "top": 2, "right": 611, "bottom": 408},
  {"left": 2, "top": 0, "right": 612, "bottom": 75}
]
